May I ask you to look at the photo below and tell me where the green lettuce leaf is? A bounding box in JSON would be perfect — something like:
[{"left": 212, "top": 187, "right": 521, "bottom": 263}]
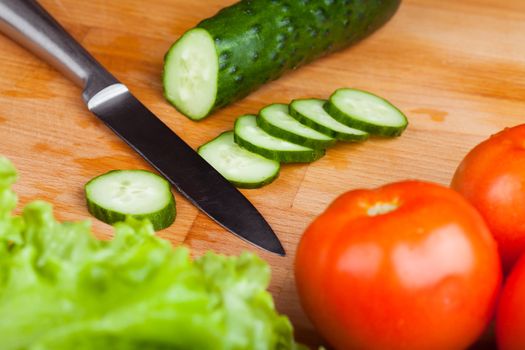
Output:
[{"left": 0, "top": 157, "right": 302, "bottom": 350}]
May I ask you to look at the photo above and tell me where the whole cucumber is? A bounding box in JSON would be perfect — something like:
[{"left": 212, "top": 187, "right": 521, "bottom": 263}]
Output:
[{"left": 163, "top": 0, "right": 401, "bottom": 120}]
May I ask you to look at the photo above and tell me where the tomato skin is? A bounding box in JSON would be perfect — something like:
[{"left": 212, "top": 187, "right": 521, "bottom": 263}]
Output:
[
  {"left": 451, "top": 125, "right": 525, "bottom": 272},
  {"left": 497, "top": 254, "right": 525, "bottom": 350},
  {"left": 295, "top": 181, "right": 501, "bottom": 350}
]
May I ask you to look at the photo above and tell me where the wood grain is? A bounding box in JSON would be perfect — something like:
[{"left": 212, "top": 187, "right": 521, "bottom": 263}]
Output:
[{"left": 0, "top": 0, "right": 524, "bottom": 347}]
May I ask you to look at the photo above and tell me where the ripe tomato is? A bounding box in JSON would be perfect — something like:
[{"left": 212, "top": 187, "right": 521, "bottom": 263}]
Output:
[
  {"left": 295, "top": 181, "right": 501, "bottom": 350},
  {"left": 497, "top": 253, "right": 525, "bottom": 350},
  {"left": 451, "top": 125, "right": 525, "bottom": 272}
]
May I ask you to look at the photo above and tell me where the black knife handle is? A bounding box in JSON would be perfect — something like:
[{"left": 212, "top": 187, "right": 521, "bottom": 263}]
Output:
[{"left": 0, "top": 0, "right": 118, "bottom": 102}]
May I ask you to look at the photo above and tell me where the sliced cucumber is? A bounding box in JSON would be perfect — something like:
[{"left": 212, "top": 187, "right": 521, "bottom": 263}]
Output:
[
  {"left": 257, "top": 104, "right": 335, "bottom": 149},
  {"left": 85, "top": 170, "right": 176, "bottom": 231},
  {"left": 324, "top": 88, "right": 408, "bottom": 137},
  {"left": 198, "top": 131, "right": 280, "bottom": 189},
  {"left": 290, "top": 98, "right": 369, "bottom": 141},
  {"left": 234, "top": 115, "right": 325, "bottom": 163}
]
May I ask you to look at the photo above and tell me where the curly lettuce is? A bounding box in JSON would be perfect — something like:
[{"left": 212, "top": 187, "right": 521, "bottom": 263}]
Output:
[{"left": 0, "top": 157, "right": 301, "bottom": 350}]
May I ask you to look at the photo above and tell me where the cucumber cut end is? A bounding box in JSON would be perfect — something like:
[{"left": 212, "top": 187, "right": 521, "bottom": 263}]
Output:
[
  {"left": 290, "top": 99, "right": 368, "bottom": 139},
  {"left": 329, "top": 89, "right": 408, "bottom": 135},
  {"left": 163, "top": 28, "right": 218, "bottom": 120},
  {"left": 85, "top": 170, "right": 176, "bottom": 230},
  {"left": 86, "top": 170, "right": 172, "bottom": 215},
  {"left": 198, "top": 131, "right": 280, "bottom": 188},
  {"left": 234, "top": 115, "right": 325, "bottom": 163},
  {"left": 260, "top": 104, "right": 334, "bottom": 143},
  {"left": 236, "top": 115, "right": 311, "bottom": 152}
]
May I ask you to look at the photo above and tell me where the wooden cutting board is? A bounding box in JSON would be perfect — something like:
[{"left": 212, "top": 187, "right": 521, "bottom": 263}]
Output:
[{"left": 0, "top": 0, "right": 524, "bottom": 347}]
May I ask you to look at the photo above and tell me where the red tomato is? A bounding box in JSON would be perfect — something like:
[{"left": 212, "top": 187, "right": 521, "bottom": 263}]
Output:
[
  {"left": 451, "top": 125, "right": 525, "bottom": 272},
  {"left": 497, "top": 253, "right": 525, "bottom": 350},
  {"left": 295, "top": 181, "right": 501, "bottom": 350}
]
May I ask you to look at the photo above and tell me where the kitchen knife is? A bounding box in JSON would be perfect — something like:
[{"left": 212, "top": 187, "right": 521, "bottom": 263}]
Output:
[{"left": 0, "top": 0, "right": 285, "bottom": 256}]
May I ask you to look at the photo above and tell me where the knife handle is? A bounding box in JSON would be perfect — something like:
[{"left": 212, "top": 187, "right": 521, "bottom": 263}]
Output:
[{"left": 0, "top": 0, "right": 118, "bottom": 102}]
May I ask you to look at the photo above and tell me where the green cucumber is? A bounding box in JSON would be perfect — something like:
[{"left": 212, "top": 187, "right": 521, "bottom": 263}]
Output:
[
  {"left": 163, "top": 0, "right": 401, "bottom": 120},
  {"left": 290, "top": 98, "right": 369, "bottom": 141},
  {"left": 324, "top": 88, "right": 408, "bottom": 136},
  {"left": 198, "top": 131, "right": 280, "bottom": 189},
  {"left": 257, "top": 104, "right": 335, "bottom": 149},
  {"left": 85, "top": 170, "right": 176, "bottom": 231},
  {"left": 234, "top": 115, "right": 325, "bottom": 163}
]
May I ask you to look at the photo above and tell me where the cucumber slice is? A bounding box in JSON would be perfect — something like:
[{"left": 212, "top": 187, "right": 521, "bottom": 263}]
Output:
[
  {"left": 198, "top": 131, "right": 280, "bottom": 189},
  {"left": 85, "top": 170, "right": 176, "bottom": 230},
  {"left": 257, "top": 104, "right": 335, "bottom": 149},
  {"left": 324, "top": 88, "right": 408, "bottom": 137},
  {"left": 290, "top": 99, "right": 369, "bottom": 142},
  {"left": 234, "top": 115, "right": 325, "bottom": 163},
  {"left": 163, "top": 29, "right": 218, "bottom": 120}
]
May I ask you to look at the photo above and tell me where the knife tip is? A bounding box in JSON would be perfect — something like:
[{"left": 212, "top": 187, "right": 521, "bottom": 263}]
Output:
[
  {"left": 274, "top": 244, "right": 286, "bottom": 257},
  {"left": 264, "top": 238, "right": 286, "bottom": 257}
]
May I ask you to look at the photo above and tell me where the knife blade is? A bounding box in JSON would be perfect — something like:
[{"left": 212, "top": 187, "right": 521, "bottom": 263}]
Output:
[{"left": 0, "top": 0, "right": 285, "bottom": 255}]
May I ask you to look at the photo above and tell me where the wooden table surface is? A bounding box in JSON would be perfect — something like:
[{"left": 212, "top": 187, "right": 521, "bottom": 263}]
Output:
[{"left": 1, "top": 0, "right": 524, "bottom": 347}]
